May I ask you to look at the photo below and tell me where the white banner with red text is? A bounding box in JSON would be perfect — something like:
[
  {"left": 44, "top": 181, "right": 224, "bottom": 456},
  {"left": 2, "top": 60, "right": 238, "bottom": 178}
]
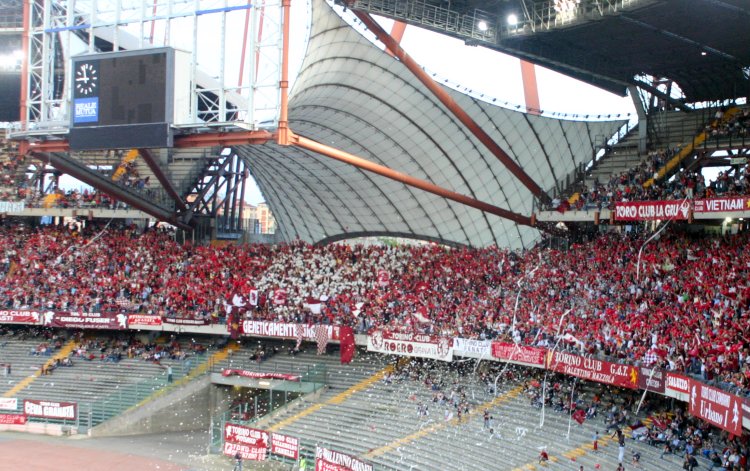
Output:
[
  {"left": 315, "top": 447, "right": 372, "bottom": 471},
  {"left": 0, "top": 398, "right": 17, "bottom": 411},
  {"left": 367, "top": 330, "right": 453, "bottom": 362},
  {"left": 453, "top": 338, "right": 492, "bottom": 359}
]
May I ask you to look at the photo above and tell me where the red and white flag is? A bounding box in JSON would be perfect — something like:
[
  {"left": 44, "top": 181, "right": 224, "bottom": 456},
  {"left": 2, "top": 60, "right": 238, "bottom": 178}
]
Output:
[
  {"left": 273, "top": 289, "right": 287, "bottom": 305},
  {"left": 413, "top": 306, "right": 430, "bottom": 324},
  {"left": 315, "top": 325, "right": 329, "bottom": 355},
  {"left": 305, "top": 296, "right": 323, "bottom": 315},
  {"left": 295, "top": 324, "right": 304, "bottom": 350}
]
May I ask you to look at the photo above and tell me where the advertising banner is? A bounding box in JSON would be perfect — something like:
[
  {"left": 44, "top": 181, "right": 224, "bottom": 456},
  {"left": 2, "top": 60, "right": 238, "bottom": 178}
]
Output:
[
  {"left": 366, "top": 330, "right": 453, "bottom": 362},
  {"left": 491, "top": 342, "right": 546, "bottom": 368},
  {"left": 688, "top": 381, "right": 742, "bottom": 435},
  {"left": 220, "top": 370, "right": 300, "bottom": 382},
  {"left": 41, "top": 311, "right": 127, "bottom": 330},
  {"left": 315, "top": 447, "right": 372, "bottom": 471},
  {"left": 694, "top": 197, "right": 750, "bottom": 213},
  {"left": 665, "top": 372, "right": 691, "bottom": 401},
  {"left": 637, "top": 366, "right": 666, "bottom": 394},
  {"left": 614, "top": 200, "right": 690, "bottom": 221},
  {"left": 0, "top": 414, "right": 26, "bottom": 425},
  {"left": 126, "top": 314, "right": 162, "bottom": 326},
  {"left": 23, "top": 400, "right": 77, "bottom": 420},
  {"left": 162, "top": 317, "right": 208, "bottom": 326},
  {"left": 223, "top": 423, "right": 268, "bottom": 461},
  {"left": 0, "top": 201, "right": 25, "bottom": 213},
  {"left": 545, "top": 351, "right": 639, "bottom": 389},
  {"left": 270, "top": 433, "right": 299, "bottom": 460},
  {"left": 0, "top": 398, "right": 17, "bottom": 411},
  {"left": 453, "top": 338, "right": 492, "bottom": 359},
  {"left": 240, "top": 321, "right": 341, "bottom": 341},
  {"left": 0, "top": 310, "right": 39, "bottom": 324}
]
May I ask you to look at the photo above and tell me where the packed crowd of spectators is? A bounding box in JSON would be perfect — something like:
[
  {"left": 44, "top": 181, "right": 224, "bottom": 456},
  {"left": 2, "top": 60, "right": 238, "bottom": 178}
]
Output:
[
  {"left": 2, "top": 222, "right": 750, "bottom": 401},
  {"left": 707, "top": 108, "right": 750, "bottom": 141},
  {"left": 564, "top": 159, "right": 750, "bottom": 212},
  {"left": 548, "top": 106, "right": 750, "bottom": 212}
]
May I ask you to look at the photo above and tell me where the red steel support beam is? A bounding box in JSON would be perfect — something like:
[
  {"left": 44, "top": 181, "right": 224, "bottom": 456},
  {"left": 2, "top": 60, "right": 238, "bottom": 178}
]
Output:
[
  {"left": 15, "top": 130, "right": 273, "bottom": 154},
  {"left": 138, "top": 148, "right": 187, "bottom": 211},
  {"left": 352, "top": 10, "right": 548, "bottom": 201},
  {"left": 291, "top": 133, "right": 533, "bottom": 227},
  {"left": 276, "top": 0, "right": 292, "bottom": 145},
  {"left": 384, "top": 21, "right": 407, "bottom": 57},
  {"left": 521, "top": 60, "right": 541, "bottom": 116},
  {"left": 174, "top": 130, "right": 273, "bottom": 147}
]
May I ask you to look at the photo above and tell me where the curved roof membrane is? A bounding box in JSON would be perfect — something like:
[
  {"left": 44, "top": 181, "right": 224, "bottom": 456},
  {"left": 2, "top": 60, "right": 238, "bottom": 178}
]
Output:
[{"left": 234, "top": 0, "right": 627, "bottom": 248}]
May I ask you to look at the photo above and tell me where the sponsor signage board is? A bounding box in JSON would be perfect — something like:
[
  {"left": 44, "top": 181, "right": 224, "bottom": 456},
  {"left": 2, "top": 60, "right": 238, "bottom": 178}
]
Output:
[{"left": 367, "top": 330, "right": 453, "bottom": 362}]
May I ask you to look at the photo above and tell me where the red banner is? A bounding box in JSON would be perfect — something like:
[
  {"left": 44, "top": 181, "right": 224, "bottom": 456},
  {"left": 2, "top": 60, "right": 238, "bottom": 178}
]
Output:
[
  {"left": 224, "top": 423, "right": 268, "bottom": 461},
  {"left": 367, "top": 330, "right": 453, "bottom": 361},
  {"left": 316, "top": 447, "right": 372, "bottom": 471},
  {"left": 545, "top": 351, "right": 639, "bottom": 389},
  {"left": 491, "top": 342, "right": 546, "bottom": 368},
  {"left": 23, "top": 400, "right": 77, "bottom": 420},
  {"left": 126, "top": 314, "right": 162, "bottom": 326},
  {"left": 162, "top": 317, "right": 208, "bottom": 326},
  {"left": 637, "top": 366, "right": 665, "bottom": 393},
  {"left": 220, "top": 370, "right": 300, "bottom": 382},
  {"left": 42, "top": 311, "right": 127, "bottom": 330},
  {"left": 240, "top": 321, "right": 341, "bottom": 341},
  {"left": 665, "top": 372, "right": 691, "bottom": 396},
  {"left": 694, "top": 197, "right": 750, "bottom": 213},
  {"left": 0, "top": 310, "right": 39, "bottom": 324},
  {"left": 0, "top": 414, "right": 26, "bottom": 425},
  {"left": 688, "top": 381, "right": 742, "bottom": 435},
  {"left": 614, "top": 200, "right": 690, "bottom": 221},
  {"left": 271, "top": 433, "right": 299, "bottom": 460}
]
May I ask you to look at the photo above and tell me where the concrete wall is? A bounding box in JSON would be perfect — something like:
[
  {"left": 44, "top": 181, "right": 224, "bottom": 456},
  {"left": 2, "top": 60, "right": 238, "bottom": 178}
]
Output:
[{"left": 91, "top": 376, "right": 211, "bottom": 437}]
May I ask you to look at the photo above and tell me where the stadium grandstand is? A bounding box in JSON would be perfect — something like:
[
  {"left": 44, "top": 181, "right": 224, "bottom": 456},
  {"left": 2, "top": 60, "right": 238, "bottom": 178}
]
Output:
[{"left": 0, "top": 0, "right": 749, "bottom": 469}]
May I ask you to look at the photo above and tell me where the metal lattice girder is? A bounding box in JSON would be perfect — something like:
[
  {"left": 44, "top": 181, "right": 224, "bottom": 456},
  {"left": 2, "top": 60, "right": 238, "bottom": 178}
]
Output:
[
  {"left": 28, "top": 150, "right": 189, "bottom": 229},
  {"left": 18, "top": 0, "right": 285, "bottom": 133},
  {"left": 179, "top": 149, "right": 247, "bottom": 231}
]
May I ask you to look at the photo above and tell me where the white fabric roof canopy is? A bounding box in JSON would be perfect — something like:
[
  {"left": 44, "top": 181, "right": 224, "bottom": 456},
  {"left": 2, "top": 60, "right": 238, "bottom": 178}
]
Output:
[{"left": 234, "top": 0, "right": 627, "bottom": 248}]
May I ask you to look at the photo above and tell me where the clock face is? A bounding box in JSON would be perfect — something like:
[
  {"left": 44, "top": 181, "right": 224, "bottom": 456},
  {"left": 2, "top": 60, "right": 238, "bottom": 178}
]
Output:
[{"left": 75, "top": 62, "right": 98, "bottom": 96}]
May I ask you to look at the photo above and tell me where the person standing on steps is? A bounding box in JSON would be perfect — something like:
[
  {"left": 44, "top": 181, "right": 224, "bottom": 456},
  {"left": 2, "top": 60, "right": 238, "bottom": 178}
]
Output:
[{"left": 167, "top": 365, "right": 173, "bottom": 383}]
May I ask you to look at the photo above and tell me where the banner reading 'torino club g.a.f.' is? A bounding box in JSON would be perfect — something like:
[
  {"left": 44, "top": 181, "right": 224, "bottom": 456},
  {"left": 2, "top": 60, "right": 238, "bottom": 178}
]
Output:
[
  {"left": 546, "top": 350, "right": 639, "bottom": 389},
  {"left": 366, "top": 330, "right": 453, "bottom": 362},
  {"left": 316, "top": 447, "right": 372, "bottom": 471}
]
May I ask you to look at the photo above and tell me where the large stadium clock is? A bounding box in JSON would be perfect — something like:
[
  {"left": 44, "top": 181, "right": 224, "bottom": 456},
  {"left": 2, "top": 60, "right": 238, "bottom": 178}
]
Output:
[{"left": 74, "top": 62, "right": 98, "bottom": 96}]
